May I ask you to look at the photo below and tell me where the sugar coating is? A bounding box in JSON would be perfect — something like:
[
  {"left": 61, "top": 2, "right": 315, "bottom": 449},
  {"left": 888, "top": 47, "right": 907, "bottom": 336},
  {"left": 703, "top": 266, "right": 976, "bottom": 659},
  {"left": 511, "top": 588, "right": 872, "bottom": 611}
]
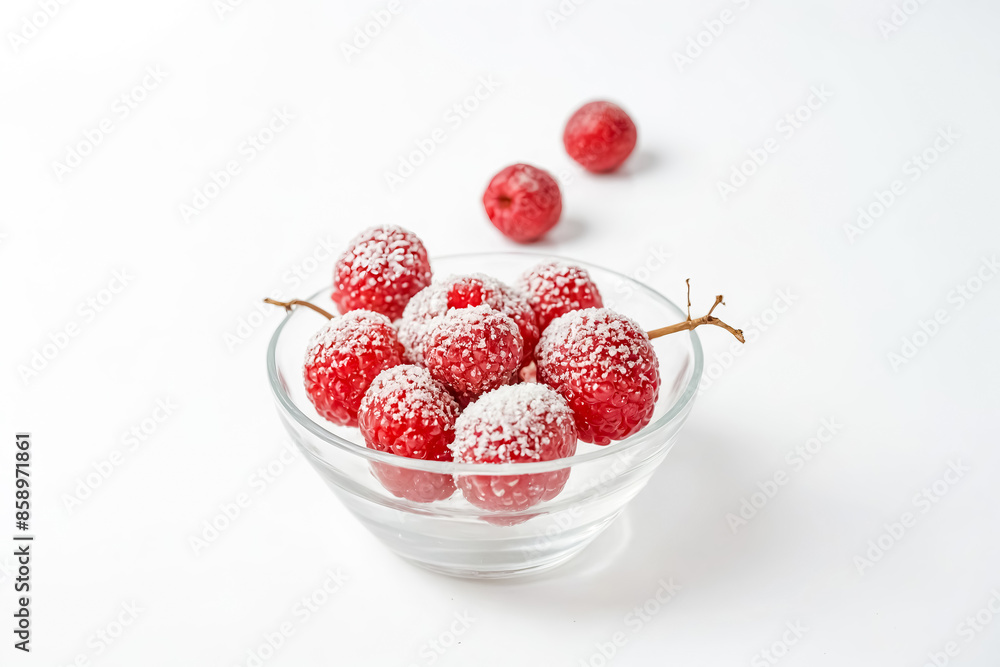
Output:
[
  {"left": 451, "top": 383, "right": 577, "bottom": 463},
  {"left": 360, "top": 365, "right": 459, "bottom": 434},
  {"left": 332, "top": 225, "right": 432, "bottom": 319},
  {"left": 426, "top": 305, "right": 521, "bottom": 360},
  {"left": 338, "top": 225, "right": 429, "bottom": 286},
  {"left": 534, "top": 307, "right": 660, "bottom": 444},
  {"left": 516, "top": 261, "right": 603, "bottom": 330},
  {"left": 423, "top": 305, "right": 523, "bottom": 396},
  {"left": 305, "top": 310, "right": 398, "bottom": 364},
  {"left": 535, "top": 307, "right": 654, "bottom": 382},
  {"left": 398, "top": 273, "right": 535, "bottom": 364}
]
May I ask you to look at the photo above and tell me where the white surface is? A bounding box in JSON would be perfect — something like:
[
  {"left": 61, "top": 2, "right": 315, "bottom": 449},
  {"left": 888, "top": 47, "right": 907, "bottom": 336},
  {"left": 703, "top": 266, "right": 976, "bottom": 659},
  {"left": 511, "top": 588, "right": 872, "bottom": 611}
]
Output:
[{"left": 4, "top": 0, "right": 1000, "bottom": 665}]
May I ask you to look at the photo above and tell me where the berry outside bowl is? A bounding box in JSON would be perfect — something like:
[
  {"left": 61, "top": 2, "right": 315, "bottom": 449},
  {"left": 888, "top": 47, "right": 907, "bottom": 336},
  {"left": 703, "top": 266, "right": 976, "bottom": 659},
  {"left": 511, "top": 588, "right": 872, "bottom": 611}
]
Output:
[{"left": 266, "top": 252, "right": 703, "bottom": 579}]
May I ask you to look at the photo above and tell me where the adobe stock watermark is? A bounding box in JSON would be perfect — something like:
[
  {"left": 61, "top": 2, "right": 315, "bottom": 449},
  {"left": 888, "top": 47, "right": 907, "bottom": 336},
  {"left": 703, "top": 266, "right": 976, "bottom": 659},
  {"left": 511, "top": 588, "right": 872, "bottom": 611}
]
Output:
[
  {"left": 522, "top": 451, "right": 632, "bottom": 562},
  {"left": 878, "top": 0, "right": 932, "bottom": 39},
  {"left": 578, "top": 578, "right": 681, "bottom": 667},
  {"left": 189, "top": 440, "right": 302, "bottom": 556},
  {"left": 603, "top": 246, "right": 673, "bottom": 311},
  {"left": 853, "top": 459, "right": 970, "bottom": 576},
  {"left": 51, "top": 65, "right": 168, "bottom": 182},
  {"left": 672, "top": 0, "right": 755, "bottom": 73},
  {"left": 0, "top": 555, "right": 17, "bottom": 587},
  {"left": 544, "top": 0, "right": 592, "bottom": 31},
  {"left": 887, "top": 255, "right": 997, "bottom": 371},
  {"left": 698, "top": 289, "right": 797, "bottom": 394},
  {"left": 224, "top": 235, "right": 342, "bottom": 352},
  {"left": 717, "top": 85, "right": 833, "bottom": 202},
  {"left": 340, "top": 0, "right": 407, "bottom": 62},
  {"left": 726, "top": 418, "right": 843, "bottom": 534},
  {"left": 57, "top": 601, "right": 144, "bottom": 667},
  {"left": 234, "top": 568, "right": 349, "bottom": 667},
  {"left": 843, "top": 126, "right": 959, "bottom": 243},
  {"left": 405, "top": 611, "right": 476, "bottom": 667},
  {"left": 214, "top": 0, "right": 249, "bottom": 20},
  {"left": 17, "top": 269, "right": 135, "bottom": 385},
  {"left": 179, "top": 107, "right": 294, "bottom": 223},
  {"left": 751, "top": 621, "right": 809, "bottom": 667},
  {"left": 7, "top": 0, "right": 72, "bottom": 53},
  {"left": 384, "top": 76, "right": 501, "bottom": 192},
  {"left": 61, "top": 398, "right": 178, "bottom": 513},
  {"left": 919, "top": 589, "right": 1000, "bottom": 667}
]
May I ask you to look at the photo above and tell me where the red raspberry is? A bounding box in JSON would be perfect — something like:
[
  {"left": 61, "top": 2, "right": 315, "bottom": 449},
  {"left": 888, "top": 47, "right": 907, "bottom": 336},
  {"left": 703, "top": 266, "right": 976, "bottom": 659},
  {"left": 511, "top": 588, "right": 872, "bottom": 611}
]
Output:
[
  {"left": 423, "top": 305, "right": 522, "bottom": 399},
  {"left": 516, "top": 261, "right": 604, "bottom": 332},
  {"left": 369, "top": 462, "right": 456, "bottom": 504},
  {"left": 359, "top": 365, "right": 460, "bottom": 502},
  {"left": 451, "top": 384, "right": 577, "bottom": 513},
  {"left": 482, "top": 164, "right": 562, "bottom": 243},
  {"left": 398, "top": 274, "right": 539, "bottom": 365},
  {"left": 563, "top": 101, "right": 637, "bottom": 173},
  {"left": 303, "top": 310, "right": 404, "bottom": 427},
  {"left": 535, "top": 308, "right": 659, "bottom": 445},
  {"left": 331, "top": 225, "right": 432, "bottom": 321}
]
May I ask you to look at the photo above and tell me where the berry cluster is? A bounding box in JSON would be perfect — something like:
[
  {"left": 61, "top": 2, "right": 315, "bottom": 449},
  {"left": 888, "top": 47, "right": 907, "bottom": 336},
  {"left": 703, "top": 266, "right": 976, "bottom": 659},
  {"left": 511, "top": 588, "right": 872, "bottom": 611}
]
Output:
[{"left": 298, "top": 225, "right": 663, "bottom": 515}]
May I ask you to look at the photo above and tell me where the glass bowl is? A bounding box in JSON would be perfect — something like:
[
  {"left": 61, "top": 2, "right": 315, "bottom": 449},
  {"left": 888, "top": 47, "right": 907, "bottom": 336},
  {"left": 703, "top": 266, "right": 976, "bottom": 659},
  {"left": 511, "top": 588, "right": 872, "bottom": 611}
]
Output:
[{"left": 266, "top": 252, "right": 703, "bottom": 579}]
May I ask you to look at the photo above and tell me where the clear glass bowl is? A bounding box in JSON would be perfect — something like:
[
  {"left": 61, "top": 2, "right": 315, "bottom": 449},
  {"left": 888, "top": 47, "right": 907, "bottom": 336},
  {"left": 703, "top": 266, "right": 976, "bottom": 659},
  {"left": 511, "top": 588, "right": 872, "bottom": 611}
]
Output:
[{"left": 266, "top": 252, "right": 703, "bottom": 578}]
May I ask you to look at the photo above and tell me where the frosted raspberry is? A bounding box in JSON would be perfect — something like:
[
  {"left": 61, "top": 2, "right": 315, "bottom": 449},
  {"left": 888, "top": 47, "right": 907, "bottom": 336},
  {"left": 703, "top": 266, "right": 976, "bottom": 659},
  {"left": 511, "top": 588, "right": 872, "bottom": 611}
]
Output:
[
  {"left": 423, "top": 305, "right": 522, "bottom": 399},
  {"left": 303, "top": 310, "right": 404, "bottom": 427},
  {"left": 516, "top": 261, "right": 604, "bottom": 332},
  {"left": 451, "top": 384, "right": 577, "bottom": 513},
  {"left": 359, "top": 365, "right": 460, "bottom": 460},
  {"left": 483, "top": 164, "right": 562, "bottom": 243},
  {"left": 398, "top": 274, "right": 539, "bottom": 364},
  {"left": 331, "top": 225, "right": 432, "bottom": 321},
  {"left": 563, "top": 101, "right": 637, "bottom": 173},
  {"left": 359, "top": 365, "right": 459, "bottom": 502},
  {"left": 535, "top": 308, "right": 659, "bottom": 445}
]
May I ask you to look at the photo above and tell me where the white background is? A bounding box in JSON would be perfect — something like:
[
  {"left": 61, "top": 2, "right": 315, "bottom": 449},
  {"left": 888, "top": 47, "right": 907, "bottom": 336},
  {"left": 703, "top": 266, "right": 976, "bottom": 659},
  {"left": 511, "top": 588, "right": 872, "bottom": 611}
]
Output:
[{"left": 3, "top": 0, "right": 1000, "bottom": 665}]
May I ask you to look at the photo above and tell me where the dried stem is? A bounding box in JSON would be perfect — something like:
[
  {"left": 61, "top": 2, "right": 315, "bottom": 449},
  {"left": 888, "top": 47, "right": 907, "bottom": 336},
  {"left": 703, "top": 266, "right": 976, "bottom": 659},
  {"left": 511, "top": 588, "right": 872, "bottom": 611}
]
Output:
[
  {"left": 263, "top": 297, "right": 334, "bottom": 320},
  {"left": 647, "top": 280, "right": 744, "bottom": 343}
]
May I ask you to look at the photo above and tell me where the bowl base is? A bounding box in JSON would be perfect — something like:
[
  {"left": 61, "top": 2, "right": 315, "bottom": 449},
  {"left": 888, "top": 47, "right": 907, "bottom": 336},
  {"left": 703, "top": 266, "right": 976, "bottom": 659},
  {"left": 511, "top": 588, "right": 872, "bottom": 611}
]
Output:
[{"left": 393, "top": 541, "right": 592, "bottom": 579}]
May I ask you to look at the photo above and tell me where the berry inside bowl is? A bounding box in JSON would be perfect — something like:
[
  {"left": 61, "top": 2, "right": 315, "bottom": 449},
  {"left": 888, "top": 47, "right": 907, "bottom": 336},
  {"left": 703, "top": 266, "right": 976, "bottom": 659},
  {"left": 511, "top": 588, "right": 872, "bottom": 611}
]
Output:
[{"left": 267, "top": 252, "right": 703, "bottom": 578}]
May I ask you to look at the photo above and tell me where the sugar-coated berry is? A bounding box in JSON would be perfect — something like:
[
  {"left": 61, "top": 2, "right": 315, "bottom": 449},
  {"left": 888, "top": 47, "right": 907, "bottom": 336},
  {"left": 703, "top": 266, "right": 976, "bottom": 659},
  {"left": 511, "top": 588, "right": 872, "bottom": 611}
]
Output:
[
  {"left": 535, "top": 308, "right": 659, "bottom": 445},
  {"left": 423, "top": 305, "right": 523, "bottom": 399},
  {"left": 359, "top": 365, "right": 461, "bottom": 461},
  {"left": 398, "top": 274, "right": 539, "bottom": 365},
  {"left": 359, "top": 365, "right": 460, "bottom": 502},
  {"left": 563, "top": 101, "right": 637, "bottom": 173},
  {"left": 331, "top": 225, "right": 432, "bottom": 321},
  {"left": 451, "top": 383, "right": 578, "bottom": 513},
  {"left": 516, "top": 261, "right": 604, "bottom": 332},
  {"left": 303, "top": 310, "right": 404, "bottom": 427},
  {"left": 482, "top": 164, "right": 562, "bottom": 243}
]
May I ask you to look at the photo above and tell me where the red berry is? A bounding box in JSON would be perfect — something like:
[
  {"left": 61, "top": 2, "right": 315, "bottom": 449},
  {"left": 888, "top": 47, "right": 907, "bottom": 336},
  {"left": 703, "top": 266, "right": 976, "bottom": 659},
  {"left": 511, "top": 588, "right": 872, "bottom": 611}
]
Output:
[
  {"left": 369, "top": 462, "right": 456, "bottom": 504},
  {"left": 535, "top": 308, "right": 659, "bottom": 445},
  {"left": 423, "top": 305, "right": 523, "bottom": 399},
  {"left": 359, "top": 365, "right": 460, "bottom": 502},
  {"left": 398, "top": 274, "right": 539, "bottom": 365},
  {"left": 331, "top": 225, "right": 432, "bottom": 321},
  {"left": 563, "top": 101, "right": 637, "bottom": 173},
  {"left": 359, "top": 365, "right": 461, "bottom": 460},
  {"left": 516, "top": 261, "right": 604, "bottom": 332},
  {"left": 303, "top": 310, "right": 404, "bottom": 427},
  {"left": 451, "top": 384, "right": 577, "bottom": 513},
  {"left": 483, "top": 164, "right": 562, "bottom": 243}
]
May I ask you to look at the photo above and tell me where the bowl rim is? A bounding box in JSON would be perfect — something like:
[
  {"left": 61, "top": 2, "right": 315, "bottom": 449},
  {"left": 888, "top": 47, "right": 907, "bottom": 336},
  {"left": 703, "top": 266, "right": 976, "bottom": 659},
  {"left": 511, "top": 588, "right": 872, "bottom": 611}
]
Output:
[{"left": 266, "top": 251, "right": 704, "bottom": 475}]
